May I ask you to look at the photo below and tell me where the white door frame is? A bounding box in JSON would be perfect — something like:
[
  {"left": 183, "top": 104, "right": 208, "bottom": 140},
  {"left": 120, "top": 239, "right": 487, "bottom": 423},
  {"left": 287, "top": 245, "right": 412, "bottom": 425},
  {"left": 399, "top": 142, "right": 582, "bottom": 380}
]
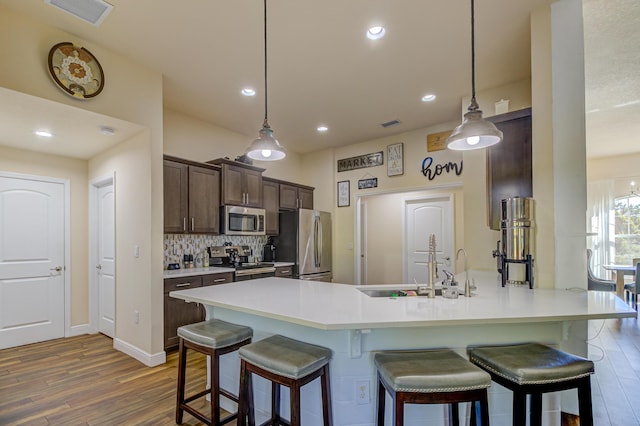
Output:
[
  {"left": 0, "top": 171, "right": 71, "bottom": 337},
  {"left": 354, "top": 183, "right": 460, "bottom": 285},
  {"left": 89, "top": 173, "right": 115, "bottom": 335}
]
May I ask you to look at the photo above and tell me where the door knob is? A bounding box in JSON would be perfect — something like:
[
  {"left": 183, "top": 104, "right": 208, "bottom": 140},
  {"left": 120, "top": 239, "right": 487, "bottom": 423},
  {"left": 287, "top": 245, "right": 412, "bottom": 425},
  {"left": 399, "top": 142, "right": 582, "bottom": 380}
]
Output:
[
  {"left": 96, "top": 264, "right": 102, "bottom": 270},
  {"left": 50, "top": 266, "right": 63, "bottom": 272}
]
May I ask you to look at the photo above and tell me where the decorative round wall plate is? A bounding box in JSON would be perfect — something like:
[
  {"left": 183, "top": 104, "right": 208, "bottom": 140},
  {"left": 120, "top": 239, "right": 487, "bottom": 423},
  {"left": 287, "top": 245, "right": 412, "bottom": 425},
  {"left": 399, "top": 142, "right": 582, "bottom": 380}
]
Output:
[{"left": 48, "top": 42, "right": 104, "bottom": 99}]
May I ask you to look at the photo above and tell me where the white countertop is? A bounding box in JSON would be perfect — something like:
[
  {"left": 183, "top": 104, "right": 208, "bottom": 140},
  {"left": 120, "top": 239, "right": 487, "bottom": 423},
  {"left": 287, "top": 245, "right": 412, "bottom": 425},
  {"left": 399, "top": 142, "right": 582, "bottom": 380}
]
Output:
[
  {"left": 170, "top": 271, "right": 636, "bottom": 330},
  {"left": 163, "top": 262, "right": 294, "bottom": 279}
]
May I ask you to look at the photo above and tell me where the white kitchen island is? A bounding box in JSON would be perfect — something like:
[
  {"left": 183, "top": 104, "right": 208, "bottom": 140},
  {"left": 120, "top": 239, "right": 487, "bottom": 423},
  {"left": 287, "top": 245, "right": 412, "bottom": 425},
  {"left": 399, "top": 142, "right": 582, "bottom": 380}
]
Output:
[{"left": 170, "top": 272, "right": 635, "bottom": 425}]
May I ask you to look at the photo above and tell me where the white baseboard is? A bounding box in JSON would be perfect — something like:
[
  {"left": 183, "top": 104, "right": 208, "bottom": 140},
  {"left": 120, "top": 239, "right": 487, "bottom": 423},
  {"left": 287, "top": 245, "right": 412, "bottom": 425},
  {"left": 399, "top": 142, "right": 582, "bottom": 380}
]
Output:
[
  {"left": 70, "top": 324, "right": 91, "bottom": 336},
  {"left": 114, "top": 338, "right": 166, "bottom": 367}
]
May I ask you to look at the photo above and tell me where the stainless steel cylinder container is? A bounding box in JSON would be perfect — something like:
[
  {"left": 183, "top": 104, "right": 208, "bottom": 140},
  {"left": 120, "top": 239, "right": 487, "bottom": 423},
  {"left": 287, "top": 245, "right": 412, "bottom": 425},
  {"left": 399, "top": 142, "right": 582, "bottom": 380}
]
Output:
[{"left": 501, "top": 197, "right": 534, "bottom": 260}]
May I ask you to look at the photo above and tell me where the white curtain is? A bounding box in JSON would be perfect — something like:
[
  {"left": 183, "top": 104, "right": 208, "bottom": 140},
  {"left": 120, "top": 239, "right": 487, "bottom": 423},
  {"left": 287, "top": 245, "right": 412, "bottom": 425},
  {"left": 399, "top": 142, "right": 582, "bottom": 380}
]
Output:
[{"left": 586, "top": 180, "right": 615, "bottom": 278}]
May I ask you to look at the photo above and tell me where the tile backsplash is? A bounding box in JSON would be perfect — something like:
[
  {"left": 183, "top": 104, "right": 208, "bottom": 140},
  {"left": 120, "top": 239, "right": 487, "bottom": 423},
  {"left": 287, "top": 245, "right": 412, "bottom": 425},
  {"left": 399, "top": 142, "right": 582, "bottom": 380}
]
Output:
[{"left": 164, "top": 234, "right": 268, "bottom": 268}]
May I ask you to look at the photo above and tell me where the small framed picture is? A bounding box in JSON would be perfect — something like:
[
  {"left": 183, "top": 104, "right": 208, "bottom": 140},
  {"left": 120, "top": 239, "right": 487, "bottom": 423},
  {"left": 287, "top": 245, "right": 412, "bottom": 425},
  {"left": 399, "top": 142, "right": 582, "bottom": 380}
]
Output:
[
  {"left": 337, "top": 180, "right": 350, "bottom": 207},
  {"left": 387, "top": 143, "right": 404, "bottom": 176}
]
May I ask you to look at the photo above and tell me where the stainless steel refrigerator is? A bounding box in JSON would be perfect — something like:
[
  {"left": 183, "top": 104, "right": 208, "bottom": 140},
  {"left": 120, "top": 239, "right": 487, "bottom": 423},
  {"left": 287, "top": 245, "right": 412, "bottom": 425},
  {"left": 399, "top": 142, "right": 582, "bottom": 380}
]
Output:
[{"left": 277, "top": 209, "right": 332, "bottom": 282}]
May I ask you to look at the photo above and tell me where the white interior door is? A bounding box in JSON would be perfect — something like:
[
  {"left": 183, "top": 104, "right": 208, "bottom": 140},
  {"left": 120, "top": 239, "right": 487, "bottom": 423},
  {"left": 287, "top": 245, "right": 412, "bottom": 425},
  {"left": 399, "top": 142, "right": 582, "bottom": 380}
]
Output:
[
  {"left": 404, "top": 196, "right": 454, "bottom": 284},
  {"left": 96, "top": 182, "right": 115, "bottom": 338},
  {"left": 0, "top": 174, "right": 66, "bottom": 349}
]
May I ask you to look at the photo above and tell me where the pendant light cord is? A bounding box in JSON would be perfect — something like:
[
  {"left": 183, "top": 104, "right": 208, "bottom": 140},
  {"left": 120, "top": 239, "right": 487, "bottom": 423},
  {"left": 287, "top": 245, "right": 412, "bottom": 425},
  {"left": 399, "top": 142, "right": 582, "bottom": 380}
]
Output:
[
  {"left": 469, "top": 0, "right": 479, "bottom": 112},
  {"left": 263, "top": 0, "right": 270, "bottom": 127}
]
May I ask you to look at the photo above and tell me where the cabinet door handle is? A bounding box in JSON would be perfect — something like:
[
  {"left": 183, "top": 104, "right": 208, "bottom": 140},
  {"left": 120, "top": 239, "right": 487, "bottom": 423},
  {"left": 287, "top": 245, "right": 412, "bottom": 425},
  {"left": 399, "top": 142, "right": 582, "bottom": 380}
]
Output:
[
  {"left": 191, "top": 217, "right": 195, "bottom": 231},
  {"left": 280, "top": 270, "right": 291, "bottom": 275},
  {"left": 213, "top": 278, "right": 226, "bottom": 283},
  {"left": 176, "top": 283, "right": 191, "bottom": 287},
  {"left": 183, "top": 217, "right": 187, "bottom": 232}
]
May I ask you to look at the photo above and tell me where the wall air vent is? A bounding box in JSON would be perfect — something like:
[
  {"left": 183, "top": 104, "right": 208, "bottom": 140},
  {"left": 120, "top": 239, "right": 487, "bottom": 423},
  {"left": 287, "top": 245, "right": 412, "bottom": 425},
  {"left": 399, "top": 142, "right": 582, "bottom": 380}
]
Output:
[
  {"left": 45, "top": 0, "right": 113, "bottom": 26},
  {"left": 381, "top": 119, "right": 401, "bottom": 128}
]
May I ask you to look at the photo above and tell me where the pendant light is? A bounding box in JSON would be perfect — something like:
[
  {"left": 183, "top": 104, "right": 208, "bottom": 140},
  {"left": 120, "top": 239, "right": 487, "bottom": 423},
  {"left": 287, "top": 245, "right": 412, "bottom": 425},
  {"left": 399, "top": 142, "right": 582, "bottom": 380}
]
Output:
[
  {"left": 446, "top": 0, "right": 503, "bottom": 151},
  {"left": 245, "top": 0, "right": 286, "bottom": 161}
]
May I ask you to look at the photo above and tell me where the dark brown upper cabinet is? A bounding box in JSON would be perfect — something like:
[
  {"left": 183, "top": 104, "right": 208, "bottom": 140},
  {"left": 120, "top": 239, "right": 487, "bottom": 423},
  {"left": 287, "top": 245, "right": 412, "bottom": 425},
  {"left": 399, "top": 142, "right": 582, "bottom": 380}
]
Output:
[
  {"left": 163, "top": 156, "right": 220, "bottom": 234},
  {"left": 279, "top": 183, "right": 314, "bottom": 210},
  {"left": 262, "top": 178, "right": 280, "bottom": 235},
  {"left": 207, "top": 159, "right": 264, "bottom": 208}
]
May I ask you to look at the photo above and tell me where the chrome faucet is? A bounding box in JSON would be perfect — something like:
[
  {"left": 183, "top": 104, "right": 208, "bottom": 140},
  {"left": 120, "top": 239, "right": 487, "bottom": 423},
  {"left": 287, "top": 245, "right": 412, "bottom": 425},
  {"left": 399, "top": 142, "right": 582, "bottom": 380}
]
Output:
[
  {"left": 425, "top": 234, "right": 437, "bottom": 298},
  {"left": 456, "top": 248, "right": 474, "bottom": 297}
]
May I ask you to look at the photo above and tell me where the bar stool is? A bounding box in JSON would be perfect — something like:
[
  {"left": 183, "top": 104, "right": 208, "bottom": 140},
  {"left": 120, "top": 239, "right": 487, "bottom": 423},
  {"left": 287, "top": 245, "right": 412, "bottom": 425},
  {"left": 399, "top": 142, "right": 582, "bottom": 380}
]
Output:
[
  {"left": 237, "top": 334, "right": 333, "bottom": 426},
  {"left": 374, "top": 349, "right": 491, "bottom": 426},
  {"left": 176, "top": 319, "right": 253, "bottom": 426},
  {"left": 467, "top": 343, "right": 594, "bottom": 426}
]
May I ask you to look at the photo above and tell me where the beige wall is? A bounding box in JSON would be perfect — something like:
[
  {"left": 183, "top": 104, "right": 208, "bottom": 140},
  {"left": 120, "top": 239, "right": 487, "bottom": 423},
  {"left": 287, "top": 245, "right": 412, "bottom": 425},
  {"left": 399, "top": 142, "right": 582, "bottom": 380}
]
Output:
[
  {"left": 0, "top": 146, "right": 89, "bottom": 326},
  {"left": 588, "top": 153, "right": 640, "bottom": 198},
  {"left": 163, "top": 108, "right": 302, "bottom": 183},
  {"left": 0, "top": 6, "right": 165, "bottom": 359},
  {"left": 89, "top": 131, "right": 157, "bottom": 352}
]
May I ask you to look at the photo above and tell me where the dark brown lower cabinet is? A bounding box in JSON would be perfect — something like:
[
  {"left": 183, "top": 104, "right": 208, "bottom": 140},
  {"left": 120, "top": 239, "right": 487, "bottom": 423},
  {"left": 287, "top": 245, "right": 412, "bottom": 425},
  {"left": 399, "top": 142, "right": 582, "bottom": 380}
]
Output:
[
  {"left": 275, "top": 266, "right": 294, "bottom": 278},
  {"left": 164, "top": 272, "right": 236, "bottom": 350},
  {"left": 164, "top": 276, "right": 203, "bottom": 350}
]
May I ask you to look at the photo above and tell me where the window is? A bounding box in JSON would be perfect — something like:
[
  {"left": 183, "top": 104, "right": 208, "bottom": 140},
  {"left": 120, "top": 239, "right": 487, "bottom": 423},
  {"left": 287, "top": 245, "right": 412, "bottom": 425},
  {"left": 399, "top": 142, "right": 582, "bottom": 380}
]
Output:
[{"left": 614, "top": 194, "right": 640, "bottom": 264}]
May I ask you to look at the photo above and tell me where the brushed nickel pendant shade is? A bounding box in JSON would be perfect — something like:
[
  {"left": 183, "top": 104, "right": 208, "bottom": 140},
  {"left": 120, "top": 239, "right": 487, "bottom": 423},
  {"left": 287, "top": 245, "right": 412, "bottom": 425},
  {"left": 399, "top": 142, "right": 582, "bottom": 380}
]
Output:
[
  {"left": 245, "top": 0, "right": 286, "bottom": 161},
  {"left": 446, "top": 0, "right": 503, "bottom": 151}
]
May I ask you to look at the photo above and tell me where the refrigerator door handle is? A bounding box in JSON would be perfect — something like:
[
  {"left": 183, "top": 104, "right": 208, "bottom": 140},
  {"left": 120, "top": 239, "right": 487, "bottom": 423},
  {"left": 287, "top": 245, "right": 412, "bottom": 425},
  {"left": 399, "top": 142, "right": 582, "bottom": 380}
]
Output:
[
  {"left": 314, "top": 216, "right": 319, "bottom": 267},
  {"left": 317, "top": 220, "right": 322, "bottom": 267}
]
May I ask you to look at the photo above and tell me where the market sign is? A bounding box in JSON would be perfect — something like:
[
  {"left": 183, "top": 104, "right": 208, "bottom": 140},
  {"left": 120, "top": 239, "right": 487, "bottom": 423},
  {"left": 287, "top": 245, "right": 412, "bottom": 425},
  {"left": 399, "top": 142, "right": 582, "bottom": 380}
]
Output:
[{"left": 337, "top": 151, "right": 383, "bottom": 172}]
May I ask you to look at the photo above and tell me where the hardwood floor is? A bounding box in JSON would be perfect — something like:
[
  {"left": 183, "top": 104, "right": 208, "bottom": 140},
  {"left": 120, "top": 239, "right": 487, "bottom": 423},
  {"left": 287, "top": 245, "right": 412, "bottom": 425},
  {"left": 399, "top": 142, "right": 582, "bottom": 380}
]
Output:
[
  {"left": 1, "top": 318, "right": 638, "bottom": 425},
  {"left": 0, "top": 334, "right": 217, "bottom": 426},
  {"left": 589, "top": 317, "right": 640, "bottom": 426}
]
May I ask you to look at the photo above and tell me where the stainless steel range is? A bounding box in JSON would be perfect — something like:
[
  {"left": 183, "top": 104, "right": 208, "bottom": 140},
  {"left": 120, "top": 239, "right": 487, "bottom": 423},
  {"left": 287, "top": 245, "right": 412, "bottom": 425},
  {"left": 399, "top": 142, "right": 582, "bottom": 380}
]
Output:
[{"left": 208, "top": 245, "right": 275, "bottom": 281}]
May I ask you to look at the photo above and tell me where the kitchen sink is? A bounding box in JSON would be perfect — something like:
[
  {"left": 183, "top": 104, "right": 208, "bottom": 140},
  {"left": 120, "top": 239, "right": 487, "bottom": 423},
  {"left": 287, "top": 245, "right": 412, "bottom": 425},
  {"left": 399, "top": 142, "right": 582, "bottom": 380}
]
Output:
[{"left": 358, "top": 288, "right": 443, "bottom": 297}]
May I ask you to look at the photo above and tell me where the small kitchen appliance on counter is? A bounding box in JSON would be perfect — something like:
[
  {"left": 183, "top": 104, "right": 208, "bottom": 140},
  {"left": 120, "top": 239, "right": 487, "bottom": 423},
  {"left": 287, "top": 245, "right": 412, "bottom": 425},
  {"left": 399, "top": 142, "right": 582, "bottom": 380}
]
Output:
[
  {"left": 492, "top": 197, "right": 535, "bottom": 288},
  {"left": 262, "top": 237, "right": 276, "bottom": 262},
  {"left": 209, "top": 245, "right": 276, "bottom": 281}
]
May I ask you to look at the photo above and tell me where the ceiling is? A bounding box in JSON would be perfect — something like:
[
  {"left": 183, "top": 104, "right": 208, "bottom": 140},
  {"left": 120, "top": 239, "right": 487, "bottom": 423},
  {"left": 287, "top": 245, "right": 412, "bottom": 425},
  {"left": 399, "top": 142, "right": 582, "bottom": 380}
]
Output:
[{"left": 0, "top": 0, "right": 638, "bottom": 160}]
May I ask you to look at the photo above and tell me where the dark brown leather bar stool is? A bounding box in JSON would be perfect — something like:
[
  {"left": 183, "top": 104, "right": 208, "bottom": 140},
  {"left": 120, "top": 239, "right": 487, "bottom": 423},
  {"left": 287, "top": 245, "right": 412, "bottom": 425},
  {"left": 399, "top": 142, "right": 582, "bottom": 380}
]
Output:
[
  {"left": 374, "top": 349, "right": 491, "bottom": 426},
  {"left": 468, "top": 343, "right": 595, "bottom": 426},
  {"left": 237, "top": 334, "right": 333, "bottom": 426},
  {"left": 176, "top": 319, "right": 253, "bottom": 426}
]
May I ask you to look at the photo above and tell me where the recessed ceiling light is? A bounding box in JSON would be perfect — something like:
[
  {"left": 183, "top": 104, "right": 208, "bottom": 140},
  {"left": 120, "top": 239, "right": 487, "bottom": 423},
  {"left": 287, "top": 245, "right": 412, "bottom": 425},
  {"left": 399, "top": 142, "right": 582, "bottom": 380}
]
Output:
[
  {"left": 241, "top": 88, "right": 256, "bottom": 97},
  {"left": 422, "top": 94, "right": 437, "bottom": 102},
  {"left": 366, "top": 26, "right": 386, "bottom": 40},
  {"left": 317, "top": 125, "right": 329, "bottom": 132},
  {"left": 34, "top": 130, "right": 54, "bottom": 138}
]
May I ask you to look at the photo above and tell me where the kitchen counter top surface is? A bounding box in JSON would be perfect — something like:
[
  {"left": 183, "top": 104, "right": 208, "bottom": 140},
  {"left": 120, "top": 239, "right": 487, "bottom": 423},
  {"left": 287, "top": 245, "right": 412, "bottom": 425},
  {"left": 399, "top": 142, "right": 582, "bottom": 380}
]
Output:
[
  {"left": 163, "top": 262, "right": 294, "bottom": 279},
  {"left": 170, "top": 271, "right": 636, "bottom": 330}
]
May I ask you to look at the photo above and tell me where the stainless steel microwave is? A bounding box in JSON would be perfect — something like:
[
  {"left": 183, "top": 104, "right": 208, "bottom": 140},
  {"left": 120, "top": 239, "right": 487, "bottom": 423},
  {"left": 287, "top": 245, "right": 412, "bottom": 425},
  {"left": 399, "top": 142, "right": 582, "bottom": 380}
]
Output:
[{"left": 221, "top": 205, "right": 266, "bottom": 235}]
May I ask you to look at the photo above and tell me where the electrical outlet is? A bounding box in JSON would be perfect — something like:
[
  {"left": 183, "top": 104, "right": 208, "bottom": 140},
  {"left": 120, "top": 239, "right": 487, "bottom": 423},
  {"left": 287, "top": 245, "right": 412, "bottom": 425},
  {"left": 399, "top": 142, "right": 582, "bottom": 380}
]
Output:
[
  {"left": 134, "top": 310, "right": 139, "bottom": 324},
  {"left": 356, "top": 380, "right": 370, "bottom": 404}
]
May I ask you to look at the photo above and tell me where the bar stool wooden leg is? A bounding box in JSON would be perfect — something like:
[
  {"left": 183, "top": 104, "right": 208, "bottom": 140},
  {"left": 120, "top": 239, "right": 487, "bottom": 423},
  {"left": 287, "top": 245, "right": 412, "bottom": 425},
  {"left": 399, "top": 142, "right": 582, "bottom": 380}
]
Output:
[
  {"left": 238, "top": 359, "right": 249, "bottom": 426},
  {"left": 176, "top": 339, "right": 187, "bottom": 424},
  {"left": 290, "top": 381, "right": 301, "bottom": 426},
  {"left": 530, "top": 393, "right": 542, "bottom": 426},
  {"left": 271, "top": 382, "right": 281, "bottom": 424},
  {"left": 448, "top": 403, "right": 459, "bottom": 426},
  {"left": 577, "top": 377, "right": 593, "bottom": 426},
  {"left": 479, "top": 395, "right": 490, "bottom": 426},
  {"left": 321, "top": 365, "right": 333, "bottom": 426},
  {"left": 210, "top": 351, "right": 220, "bottom": 426},
  {"left": 512, "top": 390, "right": 526, "bottom": 426},
  {"left": 377, "top": 377, "right": 386, "bottom": 426},
  {"left": 394, "top": 395, "right": 403, "bottom": 426}
]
